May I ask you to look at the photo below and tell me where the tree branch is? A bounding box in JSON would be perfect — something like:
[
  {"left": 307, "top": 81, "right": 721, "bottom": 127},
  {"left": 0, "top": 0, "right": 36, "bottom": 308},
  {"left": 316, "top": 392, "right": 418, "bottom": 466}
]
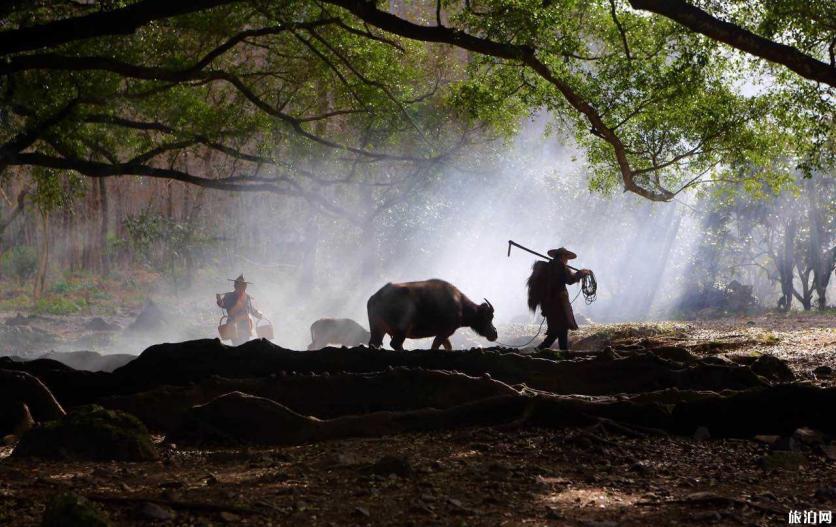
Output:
[
  {"left": 609, "top": 0, "right": 632, "bottom": 61},
  {"left": 319, "top": 0, "right": 674, "bottom": 201},
  {"left": 0, "top": 0, "right": 239, "bottom": 56},
  {"left": 9, "top": 152, "right": 278, "bottom": 193},
  {"left": 628, "top": 0, "right": 836, "bottom": 87}
]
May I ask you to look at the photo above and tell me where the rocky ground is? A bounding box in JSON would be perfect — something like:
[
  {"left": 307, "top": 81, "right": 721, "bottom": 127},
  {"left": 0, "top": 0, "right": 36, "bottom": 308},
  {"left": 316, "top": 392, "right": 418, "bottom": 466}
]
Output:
[{"left": 0, "top": 311, "right": 833, "bottom": 526}]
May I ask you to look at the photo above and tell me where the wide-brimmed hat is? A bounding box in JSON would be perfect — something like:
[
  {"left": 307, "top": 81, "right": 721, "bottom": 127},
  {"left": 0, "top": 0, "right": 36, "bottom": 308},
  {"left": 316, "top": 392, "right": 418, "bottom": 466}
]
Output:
[
  {"left": 547, "top": 247, "right": 577, "bottom": 259},
  {"left": 228, "top": 274, "right": 252, "bottom": 285}
]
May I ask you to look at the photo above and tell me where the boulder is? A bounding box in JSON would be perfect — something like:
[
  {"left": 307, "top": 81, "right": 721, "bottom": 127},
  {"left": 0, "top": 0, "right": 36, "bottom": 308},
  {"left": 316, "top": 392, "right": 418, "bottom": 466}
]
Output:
[
  {"left": 85, "top": 317, "right": 120, "bottom": 332},
  {"left": 126, "top": 300, "right": 168, "bottom": 333},
  {"left": 41, "top": 493, "right": 111, "bottom": 527},
  {"left": 750, "top": 354, "right": 795, "bottom": 383},
  {"left": 14, "top": 405, "right": 158, "bottom": 461}
]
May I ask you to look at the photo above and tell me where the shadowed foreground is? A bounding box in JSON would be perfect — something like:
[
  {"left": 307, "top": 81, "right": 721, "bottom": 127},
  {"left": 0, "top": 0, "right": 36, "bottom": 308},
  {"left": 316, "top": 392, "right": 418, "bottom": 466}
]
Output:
[{"left": 0, "top": 319, "right": 834, "bottom": 525}]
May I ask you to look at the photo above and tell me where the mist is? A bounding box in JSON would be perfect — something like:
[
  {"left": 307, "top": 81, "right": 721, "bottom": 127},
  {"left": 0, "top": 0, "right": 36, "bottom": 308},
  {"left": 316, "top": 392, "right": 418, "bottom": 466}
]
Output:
[
  {"left": 106, "top": 114, "right": 707, "bottom": 352},
  {"left": 3, "top": 114, "right": 831, "bottom": 358}
]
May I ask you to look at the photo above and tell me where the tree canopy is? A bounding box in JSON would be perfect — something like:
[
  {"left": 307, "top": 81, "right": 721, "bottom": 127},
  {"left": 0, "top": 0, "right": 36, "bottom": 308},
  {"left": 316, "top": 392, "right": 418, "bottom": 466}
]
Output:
[{"left": 0, "top": 0, "right": 833, "bottom": 203}]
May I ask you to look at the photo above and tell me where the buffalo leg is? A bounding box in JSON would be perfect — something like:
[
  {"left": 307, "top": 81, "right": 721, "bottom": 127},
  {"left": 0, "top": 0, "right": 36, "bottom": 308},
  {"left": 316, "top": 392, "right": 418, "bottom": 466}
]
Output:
[
  {"left": 369, "top": 334, "right": 384, "bottom": 349},
  {"left": 431, "top": 336, "right": 453, "bottom": 351},
  {"left": 442, "top": 338, "right": 453, "bottom": 351},
  {"left": 390, "top": 334, "right": 406, "bottom": 351},
  {"left": 368, "top": 323, "right": 385, "bottom": 349}
]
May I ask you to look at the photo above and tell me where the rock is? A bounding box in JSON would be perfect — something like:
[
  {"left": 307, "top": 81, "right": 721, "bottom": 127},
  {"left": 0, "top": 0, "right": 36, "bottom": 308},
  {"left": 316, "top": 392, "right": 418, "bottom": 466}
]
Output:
[
  {"left": 693, "top": 426, "right": 711, "bottom": 440},
  {"left": 629, "top": 461, "right": 651, "bottom": 474},
  {"left": 41, "top": 492, "right": 111, "bottom": 527},
  {"left": 85, "top": 317, "right": 120, "bottom": 332},
  {"left": 756, "top": 451, "right": 805, "bottom": 470},
  {"left": 821, "top": 443, "right": 836, "bottom": 461},
  {"left": 14, "top": 405, "right": 158, "bottom": 461},
  {"left": 365, "top": 455, "right": 412, "bottom": 478},
  {"left": 5, "top": 313, "right": 31, "bottom": 326},
  {"left": 653, "top": 346, "right": 695, "bottom": 363},
  {"left": 750, "top": 354, "right": 794, "bottom": 383},
  {"left": 575, "top": 313, "right": 594, "bottom": 326},
  {"left": 813, "top": 366, "right": 833, "bottom": 377},
  {"left": 545, "top": 506, "right": 563, "bottom": 520},
  {"left": 793, "top": 427, "right": 823, "bottom": 445},
  {"left": 754, "top": 434, "right": 781, "bottom": 446},
  {"left": 769, "top": 436, "right": 800, "bottom": 452},
  {"left": 127, "top": 300, "right": 169, "bottom": 333},
  {"left": 753, "top": 434, "right": 799, "bottom": 451},
  {"left": 140, "top": 502, "right": 176, "bottom": 521},
  {"left": 447, "top": 497, "right": 463, "bottom": 508},
  {"left": 219, "top": 511, "right": 241, "bottom": 522}
]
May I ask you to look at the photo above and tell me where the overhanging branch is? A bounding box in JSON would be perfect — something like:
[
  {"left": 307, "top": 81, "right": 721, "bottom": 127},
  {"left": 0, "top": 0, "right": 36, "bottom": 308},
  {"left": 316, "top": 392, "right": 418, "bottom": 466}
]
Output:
[
  {"left": 628, "top": 0, "right": 836, "bottom": 87},
  {"left": 319, "top": 0, "right": 674, "bottom": 201},
  {"left": 0, "top": 0, "right": 240, "bottom": 56}
]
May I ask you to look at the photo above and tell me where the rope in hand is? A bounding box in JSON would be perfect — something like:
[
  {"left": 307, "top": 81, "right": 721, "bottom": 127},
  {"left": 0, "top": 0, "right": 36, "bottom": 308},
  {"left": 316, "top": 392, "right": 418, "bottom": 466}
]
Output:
[{"left": 580, "top": 271, "right": 597, "bottom": 305}]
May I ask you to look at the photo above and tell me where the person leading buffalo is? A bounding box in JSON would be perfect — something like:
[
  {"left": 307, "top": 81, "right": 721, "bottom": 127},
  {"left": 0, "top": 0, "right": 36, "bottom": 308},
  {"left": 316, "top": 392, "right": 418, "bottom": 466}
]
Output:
[
  {"left": 216, "top": 274, "right": 263, "bottom": 345},
  {"left": 526, "top": 247, "right": 591, "bottom": 350}
]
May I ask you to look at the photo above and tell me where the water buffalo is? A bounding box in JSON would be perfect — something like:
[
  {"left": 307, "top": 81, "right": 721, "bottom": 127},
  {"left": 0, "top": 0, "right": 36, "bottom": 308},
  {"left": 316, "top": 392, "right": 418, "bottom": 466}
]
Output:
[
  {"left": 307, "top": 318, "right": 371, "bottom": 350},
  {"left": 367, "top": 279, "right": 498, "bottom": 351}
]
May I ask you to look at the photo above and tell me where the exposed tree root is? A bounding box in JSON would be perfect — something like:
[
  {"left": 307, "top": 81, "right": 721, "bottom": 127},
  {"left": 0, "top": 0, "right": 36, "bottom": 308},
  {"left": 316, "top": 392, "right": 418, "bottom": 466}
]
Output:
[
  {"left": 0, "top": 369, "right": 65, "bottom": 435},
  {"left": 112, "top": 339, "right": 770, "bottom": 396},
  {"left": 99, "top": 368, "right": 519, "bottom": 431},
  {"left": 169, "top": 384, "right": 836, "bottom": 446}
]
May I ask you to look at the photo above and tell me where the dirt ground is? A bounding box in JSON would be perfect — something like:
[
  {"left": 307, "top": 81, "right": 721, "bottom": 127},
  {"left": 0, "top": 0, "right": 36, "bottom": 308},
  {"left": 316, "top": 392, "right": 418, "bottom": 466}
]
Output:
[
  {"left": 1, "top": 425, "right": 833, "bottom": 526},
  {"left": 0, "top": 311, "right": 833, "bottom": 526}
]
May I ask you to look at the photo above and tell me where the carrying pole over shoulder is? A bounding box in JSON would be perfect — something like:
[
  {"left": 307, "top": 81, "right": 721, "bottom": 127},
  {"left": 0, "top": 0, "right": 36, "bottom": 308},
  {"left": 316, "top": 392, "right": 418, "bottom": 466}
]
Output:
[
  {"left": 507, "top": 240, "right": 551, "bottom": 261},
  {"left": 507, "top": 240, "right": 580, "bottom": 271}
]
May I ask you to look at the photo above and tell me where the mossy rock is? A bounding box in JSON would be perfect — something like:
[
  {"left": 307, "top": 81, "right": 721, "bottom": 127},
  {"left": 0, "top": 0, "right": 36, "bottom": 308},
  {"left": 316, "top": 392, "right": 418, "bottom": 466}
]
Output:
[
  {"left": 42, "top": 492, "right": 111, "bottom": 527},
  {"left": 14, "top": 405, "right": 158, "bottom": 461},
  {"left": 750, "top": 354, "right": 795, "bottom": 383}
]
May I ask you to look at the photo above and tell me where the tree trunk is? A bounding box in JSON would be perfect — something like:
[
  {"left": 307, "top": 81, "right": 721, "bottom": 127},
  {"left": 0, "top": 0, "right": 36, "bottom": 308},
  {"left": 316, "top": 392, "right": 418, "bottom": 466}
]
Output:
[
  {"left": 0, "top": 188, "right": 28, "bottom": 275},
  {"left": 99, "top": 178, "right": 109, "bottom": 275},
  {"left": 32, "top": 210, "right": 49, "bottom": 300},
  {"left": 806, "top": 179, "right": 832, "bottom": 310},
  {"left": 776, "top": 218, "right": 795, "bottom": 311}
]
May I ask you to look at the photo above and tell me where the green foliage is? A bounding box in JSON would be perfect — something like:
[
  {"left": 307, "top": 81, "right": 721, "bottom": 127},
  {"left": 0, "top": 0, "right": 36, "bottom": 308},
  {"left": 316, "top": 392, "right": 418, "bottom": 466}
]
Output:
[
  {"left": 120, "top": 210, "right": 217, "bottom": 284},
  {"left": 0, "top": 246, "right": 37, "bottom": 280},
  {"left": 30, "top": 167, "right": 85, "bottom": 213},
  {"left": 33, "top": 296, "right": 87, "bottom": 315},
  {"left": 0, "top": 0, "right": 831, "bottom": 209}
]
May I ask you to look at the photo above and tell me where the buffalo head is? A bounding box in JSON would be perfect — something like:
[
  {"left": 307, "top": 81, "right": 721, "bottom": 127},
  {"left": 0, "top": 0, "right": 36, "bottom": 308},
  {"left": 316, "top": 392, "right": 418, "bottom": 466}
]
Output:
[{"left": 473, "top": 298, "right": 498, "bottom": 342}]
